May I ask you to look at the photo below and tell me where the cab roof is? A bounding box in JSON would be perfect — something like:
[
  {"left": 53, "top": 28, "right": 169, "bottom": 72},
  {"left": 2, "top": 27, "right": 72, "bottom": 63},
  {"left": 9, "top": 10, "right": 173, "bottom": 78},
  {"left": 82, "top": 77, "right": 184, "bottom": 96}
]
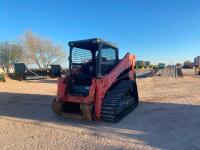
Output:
[{"left": 68, "top": 38, "right": 118, "bottom": 51}]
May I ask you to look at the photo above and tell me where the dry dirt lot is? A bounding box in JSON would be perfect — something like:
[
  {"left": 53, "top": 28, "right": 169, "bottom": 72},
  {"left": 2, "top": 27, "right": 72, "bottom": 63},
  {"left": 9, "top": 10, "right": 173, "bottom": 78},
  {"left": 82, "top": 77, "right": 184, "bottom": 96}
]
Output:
[{"left": 0, "top": 69, "right": 200, "bottom": 150}]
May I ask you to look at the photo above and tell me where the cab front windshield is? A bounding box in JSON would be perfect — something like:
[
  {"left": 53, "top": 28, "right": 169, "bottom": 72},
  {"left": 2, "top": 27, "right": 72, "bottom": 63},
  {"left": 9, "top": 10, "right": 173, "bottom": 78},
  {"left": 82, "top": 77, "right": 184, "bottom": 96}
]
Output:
[
  {"left": 70, "top": 47, "right": 96, "bottom": 85},
  {"left": 71, "top": 47, "right": 95, "bottom": 70}
]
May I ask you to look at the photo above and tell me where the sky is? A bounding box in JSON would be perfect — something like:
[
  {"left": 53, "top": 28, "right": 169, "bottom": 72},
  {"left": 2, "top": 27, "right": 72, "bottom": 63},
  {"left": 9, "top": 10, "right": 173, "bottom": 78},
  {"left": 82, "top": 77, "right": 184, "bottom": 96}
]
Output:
[{"left": 0, "top": 0, "right": 200, "bottom": 65}]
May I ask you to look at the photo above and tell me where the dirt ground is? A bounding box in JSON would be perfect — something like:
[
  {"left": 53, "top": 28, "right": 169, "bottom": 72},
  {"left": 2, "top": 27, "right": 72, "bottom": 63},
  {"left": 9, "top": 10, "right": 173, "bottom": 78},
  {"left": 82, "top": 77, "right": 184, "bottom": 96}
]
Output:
[{"left": 0, "top": 69, "right": 200, "bottom": 150}]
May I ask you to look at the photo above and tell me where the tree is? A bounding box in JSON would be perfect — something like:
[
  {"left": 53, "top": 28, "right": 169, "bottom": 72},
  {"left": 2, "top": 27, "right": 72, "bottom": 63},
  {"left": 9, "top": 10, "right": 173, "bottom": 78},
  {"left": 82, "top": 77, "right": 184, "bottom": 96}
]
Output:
[
  {"left": 0, "top": 42, "right": 23, "bottom": 73},
  {"left": 23, "top": 31, "right": 66, "bottom": 69},
  {"left": 175, "top": 63, "right": 182, "bottom": 68},
  {"left": 183, "top": 60, "right": 193, "bottom": 69}
]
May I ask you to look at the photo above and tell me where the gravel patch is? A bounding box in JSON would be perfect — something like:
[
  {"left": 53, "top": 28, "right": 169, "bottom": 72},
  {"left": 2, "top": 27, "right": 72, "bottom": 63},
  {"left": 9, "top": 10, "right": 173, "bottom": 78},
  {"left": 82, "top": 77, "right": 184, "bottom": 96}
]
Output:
[{"left": 0, "top": 72, "right": 200, "bottom": 150}]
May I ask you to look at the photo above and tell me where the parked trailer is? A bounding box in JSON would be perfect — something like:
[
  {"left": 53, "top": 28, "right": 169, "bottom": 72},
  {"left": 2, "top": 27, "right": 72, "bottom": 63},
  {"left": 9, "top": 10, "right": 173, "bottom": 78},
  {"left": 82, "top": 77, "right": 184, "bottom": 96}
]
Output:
[{"left": 12, "top": 63, "right": 63, "bottom": 80}]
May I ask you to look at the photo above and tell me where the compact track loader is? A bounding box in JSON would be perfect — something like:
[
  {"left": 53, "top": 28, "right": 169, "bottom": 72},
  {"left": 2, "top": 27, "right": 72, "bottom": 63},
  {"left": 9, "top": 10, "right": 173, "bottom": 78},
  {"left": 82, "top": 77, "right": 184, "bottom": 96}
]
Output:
[{"left": 52, "top": 38, "right": 139, "bottom": 122}]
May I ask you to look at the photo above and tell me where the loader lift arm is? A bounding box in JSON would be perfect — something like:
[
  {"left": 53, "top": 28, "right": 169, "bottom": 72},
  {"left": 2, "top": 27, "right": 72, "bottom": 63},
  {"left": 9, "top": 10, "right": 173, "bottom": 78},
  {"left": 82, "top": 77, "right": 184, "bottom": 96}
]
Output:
[{"left": 94, "top": 53, "right": 137, "bottom": 120}]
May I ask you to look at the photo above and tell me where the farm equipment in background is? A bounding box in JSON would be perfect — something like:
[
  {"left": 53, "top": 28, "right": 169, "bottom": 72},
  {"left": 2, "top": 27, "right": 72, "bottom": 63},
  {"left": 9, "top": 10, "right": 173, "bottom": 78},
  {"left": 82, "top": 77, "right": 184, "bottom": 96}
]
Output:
[
  {"left": 52, "top": 38, "right": 139, "bottom": 122},
  {"left": 152, "top": 65, "right": 158, "bottom": 70},
  {"left": 0, "top": 74, "right": 5, "bottom": 82},
  {"left": 11, "top": 63, "right": 64, "bottom": 81},
  {"left": 11, "top": 63, "right": 47, "bottom": 81},
  {"left": 49, "top": 65, "right": 62, "bottom": 78},
  {"left": 135, "top": 60, "right": 150, "bottom": 69},
  {"left": 158, "top": 63, "right": 165, "bottom": 69}
]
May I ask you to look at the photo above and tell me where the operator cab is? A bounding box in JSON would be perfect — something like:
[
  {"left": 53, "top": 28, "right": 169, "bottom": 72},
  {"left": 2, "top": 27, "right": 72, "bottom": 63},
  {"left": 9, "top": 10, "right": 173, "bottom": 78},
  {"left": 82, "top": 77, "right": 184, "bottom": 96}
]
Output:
[{"left": 68, "top": 38, "right": 119, "bottom": 96}]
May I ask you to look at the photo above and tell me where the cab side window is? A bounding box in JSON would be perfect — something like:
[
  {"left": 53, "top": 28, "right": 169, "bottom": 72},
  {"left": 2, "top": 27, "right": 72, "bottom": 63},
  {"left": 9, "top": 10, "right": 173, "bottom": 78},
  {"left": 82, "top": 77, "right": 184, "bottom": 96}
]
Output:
[
  {"left": 100, "top": 46, "right": 117, "bottom": 75},
  {"left": 101, "top": 46, "right": 117, "bottom": 63}
]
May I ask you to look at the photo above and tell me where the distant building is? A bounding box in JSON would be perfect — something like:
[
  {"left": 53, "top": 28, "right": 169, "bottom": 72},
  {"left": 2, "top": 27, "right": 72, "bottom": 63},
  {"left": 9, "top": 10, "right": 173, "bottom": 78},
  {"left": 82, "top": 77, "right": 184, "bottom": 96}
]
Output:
[{"left": 194, "top": 56, "right": 200, "bottom": 67}]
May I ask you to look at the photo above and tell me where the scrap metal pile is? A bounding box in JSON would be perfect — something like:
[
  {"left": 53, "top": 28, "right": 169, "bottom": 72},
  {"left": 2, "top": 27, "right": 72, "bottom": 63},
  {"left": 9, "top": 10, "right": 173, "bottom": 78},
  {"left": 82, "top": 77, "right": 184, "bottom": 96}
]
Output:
[{"left": 155, "top": 66, "right": 183, "bottom": 78}]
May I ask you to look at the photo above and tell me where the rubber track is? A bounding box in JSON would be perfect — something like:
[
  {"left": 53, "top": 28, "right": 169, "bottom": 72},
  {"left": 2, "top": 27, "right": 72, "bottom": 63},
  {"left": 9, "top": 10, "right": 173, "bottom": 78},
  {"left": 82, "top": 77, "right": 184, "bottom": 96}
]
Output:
[{"left": 101, "top": 80, "right": 138, "bottom": 122}]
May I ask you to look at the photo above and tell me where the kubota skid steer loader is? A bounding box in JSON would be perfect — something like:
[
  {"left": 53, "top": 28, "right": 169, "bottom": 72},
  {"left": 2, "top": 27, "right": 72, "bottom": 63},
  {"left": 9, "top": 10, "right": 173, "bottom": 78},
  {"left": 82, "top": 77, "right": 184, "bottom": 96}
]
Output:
[{"left": 52, "top": 38, "right": 139, "bottom": 122}]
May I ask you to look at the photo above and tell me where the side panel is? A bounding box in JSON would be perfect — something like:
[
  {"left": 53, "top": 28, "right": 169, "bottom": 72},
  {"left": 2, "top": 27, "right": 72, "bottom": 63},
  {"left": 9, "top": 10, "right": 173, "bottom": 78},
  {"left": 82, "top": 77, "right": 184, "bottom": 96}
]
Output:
[
  {"left": 94, "top": 53, "right": 136, "bottom": 119},
  {"left": 56, "top": 77, "right": 66, "bottom": 100}
]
